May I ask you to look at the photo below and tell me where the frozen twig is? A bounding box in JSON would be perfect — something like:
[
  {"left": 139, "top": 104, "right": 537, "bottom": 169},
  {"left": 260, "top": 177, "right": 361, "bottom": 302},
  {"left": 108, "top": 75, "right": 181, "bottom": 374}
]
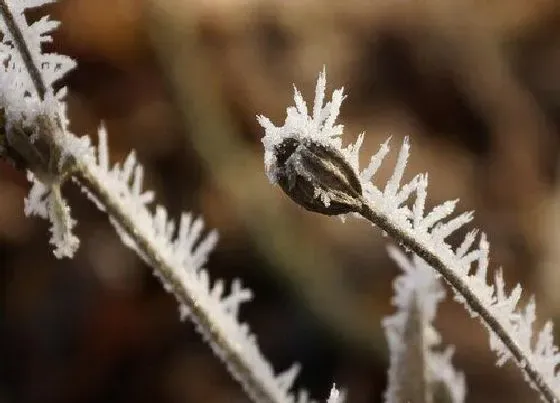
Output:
[
  {"left": 259, "top": 69, "right": 560, "bottom": 402},
  {"left": 0, "top": 1, "right": 317, "bottom": 402}
]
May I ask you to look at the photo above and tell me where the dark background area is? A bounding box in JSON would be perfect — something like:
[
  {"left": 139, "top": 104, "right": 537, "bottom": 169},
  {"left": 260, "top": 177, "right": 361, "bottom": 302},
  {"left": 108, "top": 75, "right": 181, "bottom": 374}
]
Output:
[{"left": 2, "top": 0, "right": 560, "bottom": 402}]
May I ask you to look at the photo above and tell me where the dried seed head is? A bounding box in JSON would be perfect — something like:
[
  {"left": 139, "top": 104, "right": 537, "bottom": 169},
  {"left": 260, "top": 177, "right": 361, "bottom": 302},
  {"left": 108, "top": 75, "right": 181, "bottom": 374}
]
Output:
[
  {"left": 273, "top": 137, "right": 363, "bottom": 215},
  {"left": 1, "top": 113, "right": 74, "bottom": 182}
]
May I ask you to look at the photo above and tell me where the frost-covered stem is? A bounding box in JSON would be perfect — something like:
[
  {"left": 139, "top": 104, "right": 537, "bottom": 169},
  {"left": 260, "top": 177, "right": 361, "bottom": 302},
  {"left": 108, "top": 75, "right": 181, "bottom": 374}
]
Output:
[
  {"left": 0, "top": 0, "right": 45, "bottom": 98},
  {"left": 71, "top": 162, "right": 278, "bottom": 403},
  {"left": 359, "top": 201, "right": 556, "bottom": 403},
  {"left": 0, "top": 2, "right": 301, "bottom": 400}
]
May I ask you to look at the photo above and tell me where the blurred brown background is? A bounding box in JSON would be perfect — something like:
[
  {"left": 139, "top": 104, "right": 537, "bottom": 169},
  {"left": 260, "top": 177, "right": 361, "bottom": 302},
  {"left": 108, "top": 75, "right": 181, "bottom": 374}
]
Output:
[{"left": 2, "top": 0, "right": 560, "bottom": 402}]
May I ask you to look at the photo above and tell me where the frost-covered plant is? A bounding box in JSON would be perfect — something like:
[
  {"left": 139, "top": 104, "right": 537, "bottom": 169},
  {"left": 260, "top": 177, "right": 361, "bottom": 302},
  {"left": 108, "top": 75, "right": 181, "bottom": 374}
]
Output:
[
  {"left": 0, "top": 1, "right": 327, "bottom": 403},
  {"left": 2, "top": 0, "right": 559, "bottom": 402},
  {"left": 258, "top": 68, "right": 560, "bottom": 402}
]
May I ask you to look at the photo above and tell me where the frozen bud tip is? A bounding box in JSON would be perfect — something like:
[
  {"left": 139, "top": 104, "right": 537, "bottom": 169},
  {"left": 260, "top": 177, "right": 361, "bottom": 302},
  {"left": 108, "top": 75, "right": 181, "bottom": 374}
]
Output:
[{"left": 272, "top": 137, "right": 363, "bottom": 215}]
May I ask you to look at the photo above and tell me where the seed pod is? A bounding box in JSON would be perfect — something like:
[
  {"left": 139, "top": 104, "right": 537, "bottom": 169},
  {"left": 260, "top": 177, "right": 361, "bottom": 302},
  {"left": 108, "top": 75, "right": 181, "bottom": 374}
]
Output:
[
  {"left": 273, "top": 137, "right": 363, "bottom": 215},
  {"left": 1, "top": 113, "right": 74, "bottom": 182}
]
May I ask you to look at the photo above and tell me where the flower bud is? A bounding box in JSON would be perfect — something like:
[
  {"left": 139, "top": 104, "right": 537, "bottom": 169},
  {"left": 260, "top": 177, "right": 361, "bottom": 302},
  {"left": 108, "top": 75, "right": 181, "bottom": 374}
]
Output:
[{"left": 273, "top": 137, "right": 363, "bottom": 215}]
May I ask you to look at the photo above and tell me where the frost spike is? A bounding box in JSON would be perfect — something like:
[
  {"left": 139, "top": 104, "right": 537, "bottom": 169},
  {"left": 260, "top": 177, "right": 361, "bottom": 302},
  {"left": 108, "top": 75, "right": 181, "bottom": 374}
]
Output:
[
  {"left": 361, "top": 137, "right": 391, "bottom": 183},
  {"left": 475, "top": 233, "right": 489, "bottom": 280},
  {"left": 323, "top": 88, "right": 344, "bottom": 134},
  {"left": 420, "top": 199, "right": 458, "bottom": 232},
  {"left": 431, "top": 211, "right": 474, "bottom": 242},
  {"left": 384, "top": 137, "right": 410, "bottom": 199},
  {"left": 456, "top": 230, "right": 478, "bottom": 259},
  {"left": 394, "top": 174, "right": 421, "bottom": 208},
  {"left": 294, "top": 85, "right": 308, "bottom": 117},
  {"left": 413, "top": 173, "right": 428, "bottom": 228},
  {"left": 98, "top": 125, "right": 109, "bottom": 171},
  {"left": 121, "top": 151, "right": 136, "bottom": 183},
  {"left": 277, "top": 363, "right": 301, "bottom": 393},
  {"left": 313, "top": 67, "right": 326, "bottom": 125},
  {"left": 132, "top": 165, "right": 144, "bottom": 197}
]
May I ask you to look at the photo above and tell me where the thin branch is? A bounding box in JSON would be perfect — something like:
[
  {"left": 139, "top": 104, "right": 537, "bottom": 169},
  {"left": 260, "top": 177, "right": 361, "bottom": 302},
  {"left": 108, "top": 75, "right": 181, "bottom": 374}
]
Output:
[
  {"left": 357, "top": 200, "right": 556, "bottom": 402},
  {"left": 258, "top": 69, "right": 560, "bottom": 403},
  {"left": 72, "top": 160, "right": 280, "bottom": 403},
  {"left": 0, "top": 1, "right": 314, "bottom": 401}
]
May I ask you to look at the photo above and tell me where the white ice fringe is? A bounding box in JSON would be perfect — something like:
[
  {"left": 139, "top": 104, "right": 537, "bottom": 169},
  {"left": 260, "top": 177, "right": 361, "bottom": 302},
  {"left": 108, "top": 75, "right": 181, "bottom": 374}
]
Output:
[{"left": 259, "top": 68, "right": 560, "bottom": 402}]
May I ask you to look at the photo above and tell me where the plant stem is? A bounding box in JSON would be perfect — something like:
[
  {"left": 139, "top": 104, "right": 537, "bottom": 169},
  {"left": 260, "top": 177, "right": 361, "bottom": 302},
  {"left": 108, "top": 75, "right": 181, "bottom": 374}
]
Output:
[
  {"left": 358, "top": 199, "right": 557, "bottom": 403},
  {"left": 0, "top": 1, "right": 282, "bottom": 400},
  {"left": 72, "top": 163, "right": 277, "bottom": 403}
]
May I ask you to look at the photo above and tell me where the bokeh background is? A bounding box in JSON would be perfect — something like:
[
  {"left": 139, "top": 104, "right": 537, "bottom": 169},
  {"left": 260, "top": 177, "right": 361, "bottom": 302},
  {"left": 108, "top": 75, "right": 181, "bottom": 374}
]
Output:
[{"left": 2, "top": 0, "right": 560, "bottom": 402}]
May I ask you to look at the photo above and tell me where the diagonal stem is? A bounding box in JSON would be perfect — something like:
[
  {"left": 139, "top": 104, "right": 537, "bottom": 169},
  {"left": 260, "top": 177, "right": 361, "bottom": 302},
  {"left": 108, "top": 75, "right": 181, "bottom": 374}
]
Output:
[
  {"left": 72, "top": 160, "right": 279, "bottom": 403},
  {"left": 0, "top": 2, "right": 285, "bottom": 401},
  {"left": 358, "top": 198, "right": 557, "bottom": 403}
]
